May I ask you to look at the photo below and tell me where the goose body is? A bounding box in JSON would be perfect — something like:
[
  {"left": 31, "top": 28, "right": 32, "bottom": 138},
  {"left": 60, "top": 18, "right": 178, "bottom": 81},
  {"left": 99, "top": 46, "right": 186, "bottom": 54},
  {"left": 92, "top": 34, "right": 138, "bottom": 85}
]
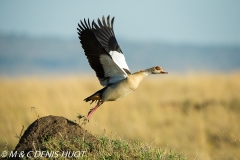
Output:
[
  {"left": 77, "top": 16, "right": 168, "bottom": 120},
  {"left": 100, "top": 71, "right": 147, "bottom": 101}
]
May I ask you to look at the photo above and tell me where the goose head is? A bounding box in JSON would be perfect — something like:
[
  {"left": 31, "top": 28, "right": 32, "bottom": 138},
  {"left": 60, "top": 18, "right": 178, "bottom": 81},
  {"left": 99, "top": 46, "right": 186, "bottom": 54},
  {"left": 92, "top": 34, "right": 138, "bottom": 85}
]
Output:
[{"left": 149, "top": 66, "right": 168, "bottom": 74}]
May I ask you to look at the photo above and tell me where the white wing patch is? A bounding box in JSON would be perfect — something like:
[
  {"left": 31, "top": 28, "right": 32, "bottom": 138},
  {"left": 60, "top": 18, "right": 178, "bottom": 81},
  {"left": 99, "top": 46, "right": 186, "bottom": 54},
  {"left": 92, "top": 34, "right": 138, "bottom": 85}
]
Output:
[
  {"left": 109, "top": 51, "right": 130, "bottom": 72},
  {"left": 99, "top": 53, "right": 129, "bottom": 86}
]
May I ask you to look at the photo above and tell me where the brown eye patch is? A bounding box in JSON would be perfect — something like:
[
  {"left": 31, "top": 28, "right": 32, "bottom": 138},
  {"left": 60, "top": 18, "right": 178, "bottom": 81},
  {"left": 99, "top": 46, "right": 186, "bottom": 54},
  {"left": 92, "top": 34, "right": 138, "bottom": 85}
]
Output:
[{"left": 155, "top": 66, "right": 161, "bottom": 70}]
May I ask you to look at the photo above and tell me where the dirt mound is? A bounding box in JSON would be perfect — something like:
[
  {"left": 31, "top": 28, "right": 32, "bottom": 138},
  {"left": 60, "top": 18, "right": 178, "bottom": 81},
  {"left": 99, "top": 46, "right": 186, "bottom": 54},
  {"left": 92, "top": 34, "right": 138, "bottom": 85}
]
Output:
[{"left": 13, "top": 115, "right": 97, "bottom": 157}]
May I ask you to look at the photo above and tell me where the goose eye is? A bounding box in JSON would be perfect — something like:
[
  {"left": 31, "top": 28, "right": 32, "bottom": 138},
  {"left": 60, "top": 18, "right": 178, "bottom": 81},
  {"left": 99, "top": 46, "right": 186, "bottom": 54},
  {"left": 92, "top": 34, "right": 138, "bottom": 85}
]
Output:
[{"left": 155, "top": 66, "right": 161, "bottom": 70}]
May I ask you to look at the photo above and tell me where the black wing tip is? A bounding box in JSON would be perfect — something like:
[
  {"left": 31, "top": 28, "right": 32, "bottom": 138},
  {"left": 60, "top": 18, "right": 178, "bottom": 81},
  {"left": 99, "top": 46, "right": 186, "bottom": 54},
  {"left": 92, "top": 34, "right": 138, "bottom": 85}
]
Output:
[
  {"left": 77, "top": 18, "right": 92, "bottom": 31},
  {"left": 90, "top": 15, "right": 114, "bottom": 29},
  {"left": 78, "top": 15, "right": 114, "bottom": 28},
  {"left": 77, "top": 18, "right": 95, "bottom": 39}
]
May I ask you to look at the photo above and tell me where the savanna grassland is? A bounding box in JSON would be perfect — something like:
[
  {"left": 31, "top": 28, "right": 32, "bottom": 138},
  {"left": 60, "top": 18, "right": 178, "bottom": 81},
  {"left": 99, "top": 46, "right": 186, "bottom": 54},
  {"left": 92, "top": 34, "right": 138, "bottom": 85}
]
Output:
[{"left": 0, "top": 73, "right": 240, "bottom": 159}]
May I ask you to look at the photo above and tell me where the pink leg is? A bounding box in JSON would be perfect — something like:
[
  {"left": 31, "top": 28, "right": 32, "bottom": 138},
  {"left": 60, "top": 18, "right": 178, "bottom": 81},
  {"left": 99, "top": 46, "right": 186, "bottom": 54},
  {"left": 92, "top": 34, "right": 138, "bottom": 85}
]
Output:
[{"left": 87, "top": 101, "right": 103, "bottom": 121}]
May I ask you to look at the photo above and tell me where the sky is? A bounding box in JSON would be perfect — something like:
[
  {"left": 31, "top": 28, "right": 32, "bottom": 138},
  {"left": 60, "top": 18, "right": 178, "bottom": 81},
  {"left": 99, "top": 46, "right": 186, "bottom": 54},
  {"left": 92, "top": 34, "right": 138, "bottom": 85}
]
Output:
[{"left": 1, "top": 0, "right": 240, "bottom": 45}]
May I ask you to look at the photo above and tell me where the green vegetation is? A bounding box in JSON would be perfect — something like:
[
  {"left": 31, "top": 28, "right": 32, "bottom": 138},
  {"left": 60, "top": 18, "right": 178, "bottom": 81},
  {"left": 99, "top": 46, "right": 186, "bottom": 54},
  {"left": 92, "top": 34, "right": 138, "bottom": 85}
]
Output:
[{"left": 40, "top": 134, "right": 185, "bottom": 159}]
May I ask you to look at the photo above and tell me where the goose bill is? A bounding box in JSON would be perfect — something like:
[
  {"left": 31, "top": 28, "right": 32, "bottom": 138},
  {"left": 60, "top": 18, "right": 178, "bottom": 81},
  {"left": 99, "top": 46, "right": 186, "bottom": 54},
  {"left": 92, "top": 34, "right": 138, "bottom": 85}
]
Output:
[{"left": 160, "top": 71, "right": 168, "bottom": 74}]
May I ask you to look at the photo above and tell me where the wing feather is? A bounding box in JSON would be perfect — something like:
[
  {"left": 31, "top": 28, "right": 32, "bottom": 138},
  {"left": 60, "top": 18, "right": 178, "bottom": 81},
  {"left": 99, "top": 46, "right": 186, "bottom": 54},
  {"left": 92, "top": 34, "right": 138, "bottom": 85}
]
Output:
[{"left": 77, "top": 16, "right": 131, "bottom": 86}]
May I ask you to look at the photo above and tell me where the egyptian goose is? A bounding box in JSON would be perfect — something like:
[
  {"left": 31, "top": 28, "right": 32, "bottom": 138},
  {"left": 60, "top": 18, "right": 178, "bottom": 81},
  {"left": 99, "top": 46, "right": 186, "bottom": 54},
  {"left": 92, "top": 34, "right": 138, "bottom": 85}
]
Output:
[{"left": 77, "top": 15, "right": 168, "bottom": 121}]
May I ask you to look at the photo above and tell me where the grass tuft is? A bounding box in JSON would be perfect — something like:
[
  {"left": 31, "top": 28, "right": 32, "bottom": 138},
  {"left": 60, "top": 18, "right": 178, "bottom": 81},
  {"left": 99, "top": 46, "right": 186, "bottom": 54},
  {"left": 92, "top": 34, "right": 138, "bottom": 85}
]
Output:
[{"left": 40, "top": 133, "right": 186, "bottom": 160}]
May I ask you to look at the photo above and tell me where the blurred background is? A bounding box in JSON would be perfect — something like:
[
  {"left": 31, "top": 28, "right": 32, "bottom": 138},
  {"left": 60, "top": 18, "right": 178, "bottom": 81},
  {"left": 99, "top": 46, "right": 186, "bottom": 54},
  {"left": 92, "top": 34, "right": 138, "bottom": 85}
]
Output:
[
  {"left": 1, "top": 0, "right": 240, "bottom": 75},
  {"left": 1, "top": 1, "right": 240, "bottom": 159}
]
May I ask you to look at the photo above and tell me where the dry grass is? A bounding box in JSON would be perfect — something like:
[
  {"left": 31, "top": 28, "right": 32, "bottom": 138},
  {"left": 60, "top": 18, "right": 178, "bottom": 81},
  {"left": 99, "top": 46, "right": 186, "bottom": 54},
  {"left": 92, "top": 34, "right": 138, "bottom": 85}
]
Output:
[{"left": 0, "top": 73, "right": 240, "bottom": 159}]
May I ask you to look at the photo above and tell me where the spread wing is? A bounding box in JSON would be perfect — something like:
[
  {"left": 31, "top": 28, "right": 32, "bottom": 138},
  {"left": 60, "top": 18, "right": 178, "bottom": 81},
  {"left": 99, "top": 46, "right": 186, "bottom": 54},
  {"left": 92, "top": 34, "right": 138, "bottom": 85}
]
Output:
[{"left": 77, "top": 15, "right": 131, "bottom": 86}]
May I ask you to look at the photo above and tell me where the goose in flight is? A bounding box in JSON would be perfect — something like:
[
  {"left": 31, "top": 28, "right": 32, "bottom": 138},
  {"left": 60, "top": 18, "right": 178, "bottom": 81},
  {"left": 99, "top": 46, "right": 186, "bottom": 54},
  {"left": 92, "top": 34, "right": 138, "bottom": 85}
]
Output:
[{"left": 77, "top": 15, "right": 168, "bottom": 121}]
